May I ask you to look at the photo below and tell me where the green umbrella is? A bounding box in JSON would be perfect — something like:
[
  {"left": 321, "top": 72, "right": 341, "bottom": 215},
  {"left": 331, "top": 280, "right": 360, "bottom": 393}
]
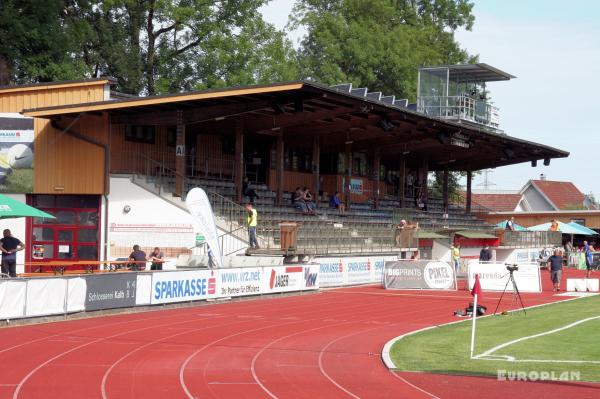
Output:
[{"left": 0, "top": 194, "right": 55, "bottom": 219}]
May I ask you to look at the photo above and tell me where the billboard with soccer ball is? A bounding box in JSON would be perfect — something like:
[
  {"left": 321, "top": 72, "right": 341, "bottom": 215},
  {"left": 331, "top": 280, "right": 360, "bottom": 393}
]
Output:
[{"left": 0, "top": 113, "right": 34, "bottom": 193}]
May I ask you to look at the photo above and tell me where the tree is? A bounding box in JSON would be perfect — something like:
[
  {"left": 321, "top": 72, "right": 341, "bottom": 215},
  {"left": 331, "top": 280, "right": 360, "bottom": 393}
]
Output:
[
  {"left": 0, "top": 1, "right": 299, "bottom": 94},
  {"left": 81, "top": 0, "right": 297, "bottom": 95},
  {"left": 290, "top": 0, "right": 476, "bottom": 100},
  {"left": 0, "top": 0, "right": 89, "bottom": 85}
]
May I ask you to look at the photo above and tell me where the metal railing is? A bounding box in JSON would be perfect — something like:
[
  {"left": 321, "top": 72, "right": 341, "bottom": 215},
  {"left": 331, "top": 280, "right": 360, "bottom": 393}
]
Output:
[
  {"left": 126, "top": 153, "right": 422, "bottom": 256},
  {"left": 417, "top": 95, "right": 500, "bottom": 130},
  {"left": 500, "top": 231, "right": 563, "bottom": 248}
]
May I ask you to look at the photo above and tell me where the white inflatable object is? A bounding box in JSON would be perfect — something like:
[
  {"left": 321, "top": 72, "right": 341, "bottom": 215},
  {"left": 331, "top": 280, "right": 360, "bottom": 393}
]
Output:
[
  {"left": 7, "top": 144, "right": 33, "bottom": 169},
  {"left": 185, "top": 187, "right": 223, "bottom": 268}
]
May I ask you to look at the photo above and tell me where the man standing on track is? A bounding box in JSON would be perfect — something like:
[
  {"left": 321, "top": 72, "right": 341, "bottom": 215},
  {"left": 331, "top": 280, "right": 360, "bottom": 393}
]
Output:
[
  {"left": 547, "top": 249, "right": 563, "bottom": 291},
  {"left": 0, "top": 229, "right": 24, "bottom": 277}
]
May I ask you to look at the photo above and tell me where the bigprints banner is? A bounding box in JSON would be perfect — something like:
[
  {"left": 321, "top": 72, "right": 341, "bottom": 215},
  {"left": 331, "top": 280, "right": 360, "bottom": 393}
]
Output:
[
  {"left": 383, "top": 260, "right": 457, "bottom": 290},
  {"left": 185, "top": 187, "right": 223, "bottom": 268}
]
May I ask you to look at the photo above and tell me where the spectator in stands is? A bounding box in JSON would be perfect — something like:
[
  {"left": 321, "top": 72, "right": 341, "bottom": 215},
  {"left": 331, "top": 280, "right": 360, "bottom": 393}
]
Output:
[
  {"left": 564, "top": 240, "right": 574, "bottom": 254},
  {"left": 329, "top": 191, "right": 346, "bottom": 215},
  {"left": 505, "top": 217, "right": 515, "bottom": 231},
  {"left": 0, "top": 229, "right": 24, "bottom": 277},
  {"left": 549, "top": 219, "right": 560, "bottom": 232},
  {"left": 413, "top": 179, "right": 422, "bottom": 208},
  {"left": 395, "top": 220, "right": 418, "bottom": 247},
  {"left": 246, "top": 203, "right": 259, "bottom": 249},
  {"left": 293, "top": 187, "right": 309, "bottom": 214},
  {"left": 243, "top": 176, "right": 258, "bottom": 204},
  {"left": 479, "top": 245, "right": 492, "bottom": 262},
  {"left": 302, "top": 187, "right": 317, "bottom": 214},
  {"left": 411, "top": 250, "right": 420, "bottom": 260},
  {"left": 148, "top": 247, "right": 164, "bottom": 270},
  {"left": 451, "top": 244, "right": 460, "bottom": 272},
  {"left": 406, "top": 171, "right": 415, "bottom": 198},
  {"left": 547, "top": 249, "right": 563, "bottom": 291},
  {"left": 129, "top": 245, "right": 147, "bottom": 271}
]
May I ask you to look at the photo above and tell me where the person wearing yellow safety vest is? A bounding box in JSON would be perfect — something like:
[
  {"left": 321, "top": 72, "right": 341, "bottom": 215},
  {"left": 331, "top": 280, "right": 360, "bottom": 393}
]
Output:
[
  {"left": 451, "top": 244, "right": 460, "bottom": 273},
  {"left": 246, "top": 203, "right": 259, "bottom": 249}
]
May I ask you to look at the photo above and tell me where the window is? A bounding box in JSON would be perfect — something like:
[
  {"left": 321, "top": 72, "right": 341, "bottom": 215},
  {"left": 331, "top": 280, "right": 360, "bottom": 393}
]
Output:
[
  {"left": 167, "top": 127, "right": 177, "bottom": 147},
  {"left": 28, "top": 195, "right": 100, "bottom": 265},
  {"left": 124, "top": 125, "right": 156, "bottom": 144}
]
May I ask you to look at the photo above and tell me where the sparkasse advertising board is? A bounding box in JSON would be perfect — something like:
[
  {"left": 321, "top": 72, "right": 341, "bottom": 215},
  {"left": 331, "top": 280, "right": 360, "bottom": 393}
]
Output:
[{"left": 151, "top": 270, "right": 217, "bottom": 304}]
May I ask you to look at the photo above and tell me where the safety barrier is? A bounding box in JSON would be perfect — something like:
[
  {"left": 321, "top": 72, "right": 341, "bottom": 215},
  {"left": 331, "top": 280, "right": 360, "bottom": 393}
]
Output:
[{"left": 0, "top": 265, "right": 319, "bottom": 321}]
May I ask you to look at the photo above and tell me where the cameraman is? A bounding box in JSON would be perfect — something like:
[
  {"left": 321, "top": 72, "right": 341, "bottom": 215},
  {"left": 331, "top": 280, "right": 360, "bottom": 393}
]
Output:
[{"left": 547, "top": 249, "right": 563, "bottom": 292}]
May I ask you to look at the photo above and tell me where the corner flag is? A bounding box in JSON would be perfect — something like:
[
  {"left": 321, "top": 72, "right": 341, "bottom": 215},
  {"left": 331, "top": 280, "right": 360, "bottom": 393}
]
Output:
[
  {"left": 471, "top": 274, "right": 482, "bottom": 299},
  {"left": 470, "top": 274, "right": 482, "bottom": 358}
]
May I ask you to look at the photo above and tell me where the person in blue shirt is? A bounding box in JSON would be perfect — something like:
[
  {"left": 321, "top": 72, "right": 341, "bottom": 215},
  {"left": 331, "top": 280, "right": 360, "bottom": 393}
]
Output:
[{"left": 329, "top": 191, "right": 346, "bottom": 215}]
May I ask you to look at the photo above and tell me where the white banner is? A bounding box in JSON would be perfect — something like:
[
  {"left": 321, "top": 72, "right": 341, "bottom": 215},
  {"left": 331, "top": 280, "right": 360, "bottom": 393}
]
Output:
[
  {"left": 316, "top": 255, "right": 396, "bottom": 287},
  {"left": 218, "top": 267, "right": 262, "bottom": 297},
  {"left": 261, "top": 265, "right": 319, "bottom": 293},
  {"left": 26, "top": 278, "right": 67, "bottom": 316},
  {"left": 467, "top": 263, "right": 541, "bottom": 293},
  {"left": 151, "top": 270, "right": 217, "bottom": 304},
  {"left": 0, "top": 280, "right": 26, "bottom": 319},
  {"left": 67, "top": 277, "right": 86, "bottom": 312},
  {"left": 185, "top": 187, "right": 223, "bottom": 268},
  {"left": 136, "top": 273, "right": 153, "bottom": 305}
]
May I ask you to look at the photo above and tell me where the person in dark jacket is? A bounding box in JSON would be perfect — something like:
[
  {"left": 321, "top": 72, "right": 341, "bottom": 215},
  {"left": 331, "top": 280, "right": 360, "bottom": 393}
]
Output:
[{"left": 479, "top": 245, "right": 492, "bottom": 262}]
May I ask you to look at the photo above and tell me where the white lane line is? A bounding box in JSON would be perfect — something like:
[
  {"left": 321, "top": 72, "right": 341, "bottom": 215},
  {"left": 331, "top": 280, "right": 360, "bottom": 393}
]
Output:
[
  {"left": 178, "top": 321, "right": 298, "bottom": 399},
  {"left": 388, "top": 372, "right": 440, "bottom": 399},
  {"left": 474, "top": 315, "right": 600, "bottom": 360},
  {"left": 317, "top": 326, "right": 381, "bottom": 399},
  {"left": 250, "top": 322, "right": 352, "bottom": 399},
  {"left": 100, "top": 318, "right": 239, "bottom": 399},
  {"left": 12, "top": 314, "right": 228, "bottom": 399}
]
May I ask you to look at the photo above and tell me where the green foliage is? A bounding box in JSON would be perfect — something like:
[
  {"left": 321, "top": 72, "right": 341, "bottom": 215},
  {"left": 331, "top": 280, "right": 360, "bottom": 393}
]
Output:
[
  {"left": 0, "top": 0, "right": 89, "bottom": 85},
  {"left": 291, "top": 0, "right": 476, "bottom": 100},
  {"left": 390, "top": 295, "right": 600, "bottom": 381},
  {"left": 0, "top": 0, "right": 299, "bottom": 94}
]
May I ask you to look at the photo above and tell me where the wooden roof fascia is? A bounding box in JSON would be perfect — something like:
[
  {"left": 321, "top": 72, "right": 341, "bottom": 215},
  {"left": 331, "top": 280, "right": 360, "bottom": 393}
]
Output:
[
  {"left": 0, "top": 78, "right": 112, "bottom": 94},
  {"left": 23, "top": 82, "right": 305, "bottom": 117}
]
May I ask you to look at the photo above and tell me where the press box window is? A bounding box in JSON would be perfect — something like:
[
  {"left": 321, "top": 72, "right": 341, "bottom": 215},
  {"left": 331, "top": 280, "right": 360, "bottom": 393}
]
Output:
[{"left": 125, "top": 125, "right": 156, "bottom": 144}]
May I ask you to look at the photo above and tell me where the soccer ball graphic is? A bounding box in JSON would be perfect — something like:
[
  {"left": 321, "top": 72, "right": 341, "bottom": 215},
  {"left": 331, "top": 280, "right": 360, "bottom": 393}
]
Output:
[{"left": 7, "top": 144, "right": 33, "bottom": 169}]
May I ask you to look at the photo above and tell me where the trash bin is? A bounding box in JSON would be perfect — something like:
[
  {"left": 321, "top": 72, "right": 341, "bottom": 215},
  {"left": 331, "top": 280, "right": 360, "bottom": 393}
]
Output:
[{"left": 279, "top": 222, "right": 299, "bottom": 251}]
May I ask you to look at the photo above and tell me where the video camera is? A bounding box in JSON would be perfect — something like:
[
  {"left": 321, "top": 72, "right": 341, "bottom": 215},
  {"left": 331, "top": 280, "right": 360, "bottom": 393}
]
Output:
[{"left": 505, "top": 264, "right": 519, "bottom": 273}]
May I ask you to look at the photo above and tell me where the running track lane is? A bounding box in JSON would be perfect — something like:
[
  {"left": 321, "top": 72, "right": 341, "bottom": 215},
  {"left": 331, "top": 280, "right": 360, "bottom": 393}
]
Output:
[{"left": 0, "top": 281, "right": 595, "bottom": 398}]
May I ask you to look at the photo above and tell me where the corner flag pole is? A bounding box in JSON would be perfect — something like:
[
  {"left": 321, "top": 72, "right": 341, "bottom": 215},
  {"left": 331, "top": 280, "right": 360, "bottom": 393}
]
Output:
[{"left": 470, "top": 274, "right": 482, "bottom": 359}]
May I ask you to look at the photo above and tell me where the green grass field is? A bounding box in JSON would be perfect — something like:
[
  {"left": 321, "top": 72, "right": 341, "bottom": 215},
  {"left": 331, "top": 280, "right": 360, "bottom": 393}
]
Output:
[{"left": 390, "top": 295, "right": 600, "bottom": 381}]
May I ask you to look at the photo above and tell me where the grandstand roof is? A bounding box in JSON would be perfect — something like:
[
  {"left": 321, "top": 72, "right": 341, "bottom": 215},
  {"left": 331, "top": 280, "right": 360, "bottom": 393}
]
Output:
[{"left": 22, "top": 80, "right": 568, "bottom": 172}]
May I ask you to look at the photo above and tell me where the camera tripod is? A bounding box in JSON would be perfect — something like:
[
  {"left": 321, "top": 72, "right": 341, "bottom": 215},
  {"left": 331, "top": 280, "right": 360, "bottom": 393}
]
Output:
[{"left": 493, "top": 264, "right": 527, "bottom": 315}]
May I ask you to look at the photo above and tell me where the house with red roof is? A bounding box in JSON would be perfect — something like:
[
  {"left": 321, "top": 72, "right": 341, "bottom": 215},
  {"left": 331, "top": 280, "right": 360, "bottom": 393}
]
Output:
[{"left": 468, "top": 176, "right": 596, "bottom": 212}]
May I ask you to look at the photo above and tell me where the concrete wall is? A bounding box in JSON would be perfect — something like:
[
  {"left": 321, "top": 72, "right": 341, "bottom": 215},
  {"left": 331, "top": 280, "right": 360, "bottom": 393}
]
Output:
[{"left": 106, "top": 177, "right": 246, "bottom": 267}]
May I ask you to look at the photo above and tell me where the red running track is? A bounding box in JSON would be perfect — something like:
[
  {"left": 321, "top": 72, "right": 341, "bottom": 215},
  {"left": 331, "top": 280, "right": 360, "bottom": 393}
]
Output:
[{"left": 0, "top": 268, "right": 597, "bottom": 399}]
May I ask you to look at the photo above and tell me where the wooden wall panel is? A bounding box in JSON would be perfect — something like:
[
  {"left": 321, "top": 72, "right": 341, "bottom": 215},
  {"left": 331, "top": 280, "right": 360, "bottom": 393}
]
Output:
[
  {"left": 34, "top": 113, "right": 107, "bottom": 194},
  {"left": 0, "top": 81, "right": 109, "bottom": 194},
  {"left": 109, "top": 124, "right": 175, "bottom": 174}
]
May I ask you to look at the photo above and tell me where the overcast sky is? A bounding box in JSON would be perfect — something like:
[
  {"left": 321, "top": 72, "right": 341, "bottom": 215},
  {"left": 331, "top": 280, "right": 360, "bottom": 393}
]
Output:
[{"left": 260, "top": 1, "right": 600, "bottom": 197}]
